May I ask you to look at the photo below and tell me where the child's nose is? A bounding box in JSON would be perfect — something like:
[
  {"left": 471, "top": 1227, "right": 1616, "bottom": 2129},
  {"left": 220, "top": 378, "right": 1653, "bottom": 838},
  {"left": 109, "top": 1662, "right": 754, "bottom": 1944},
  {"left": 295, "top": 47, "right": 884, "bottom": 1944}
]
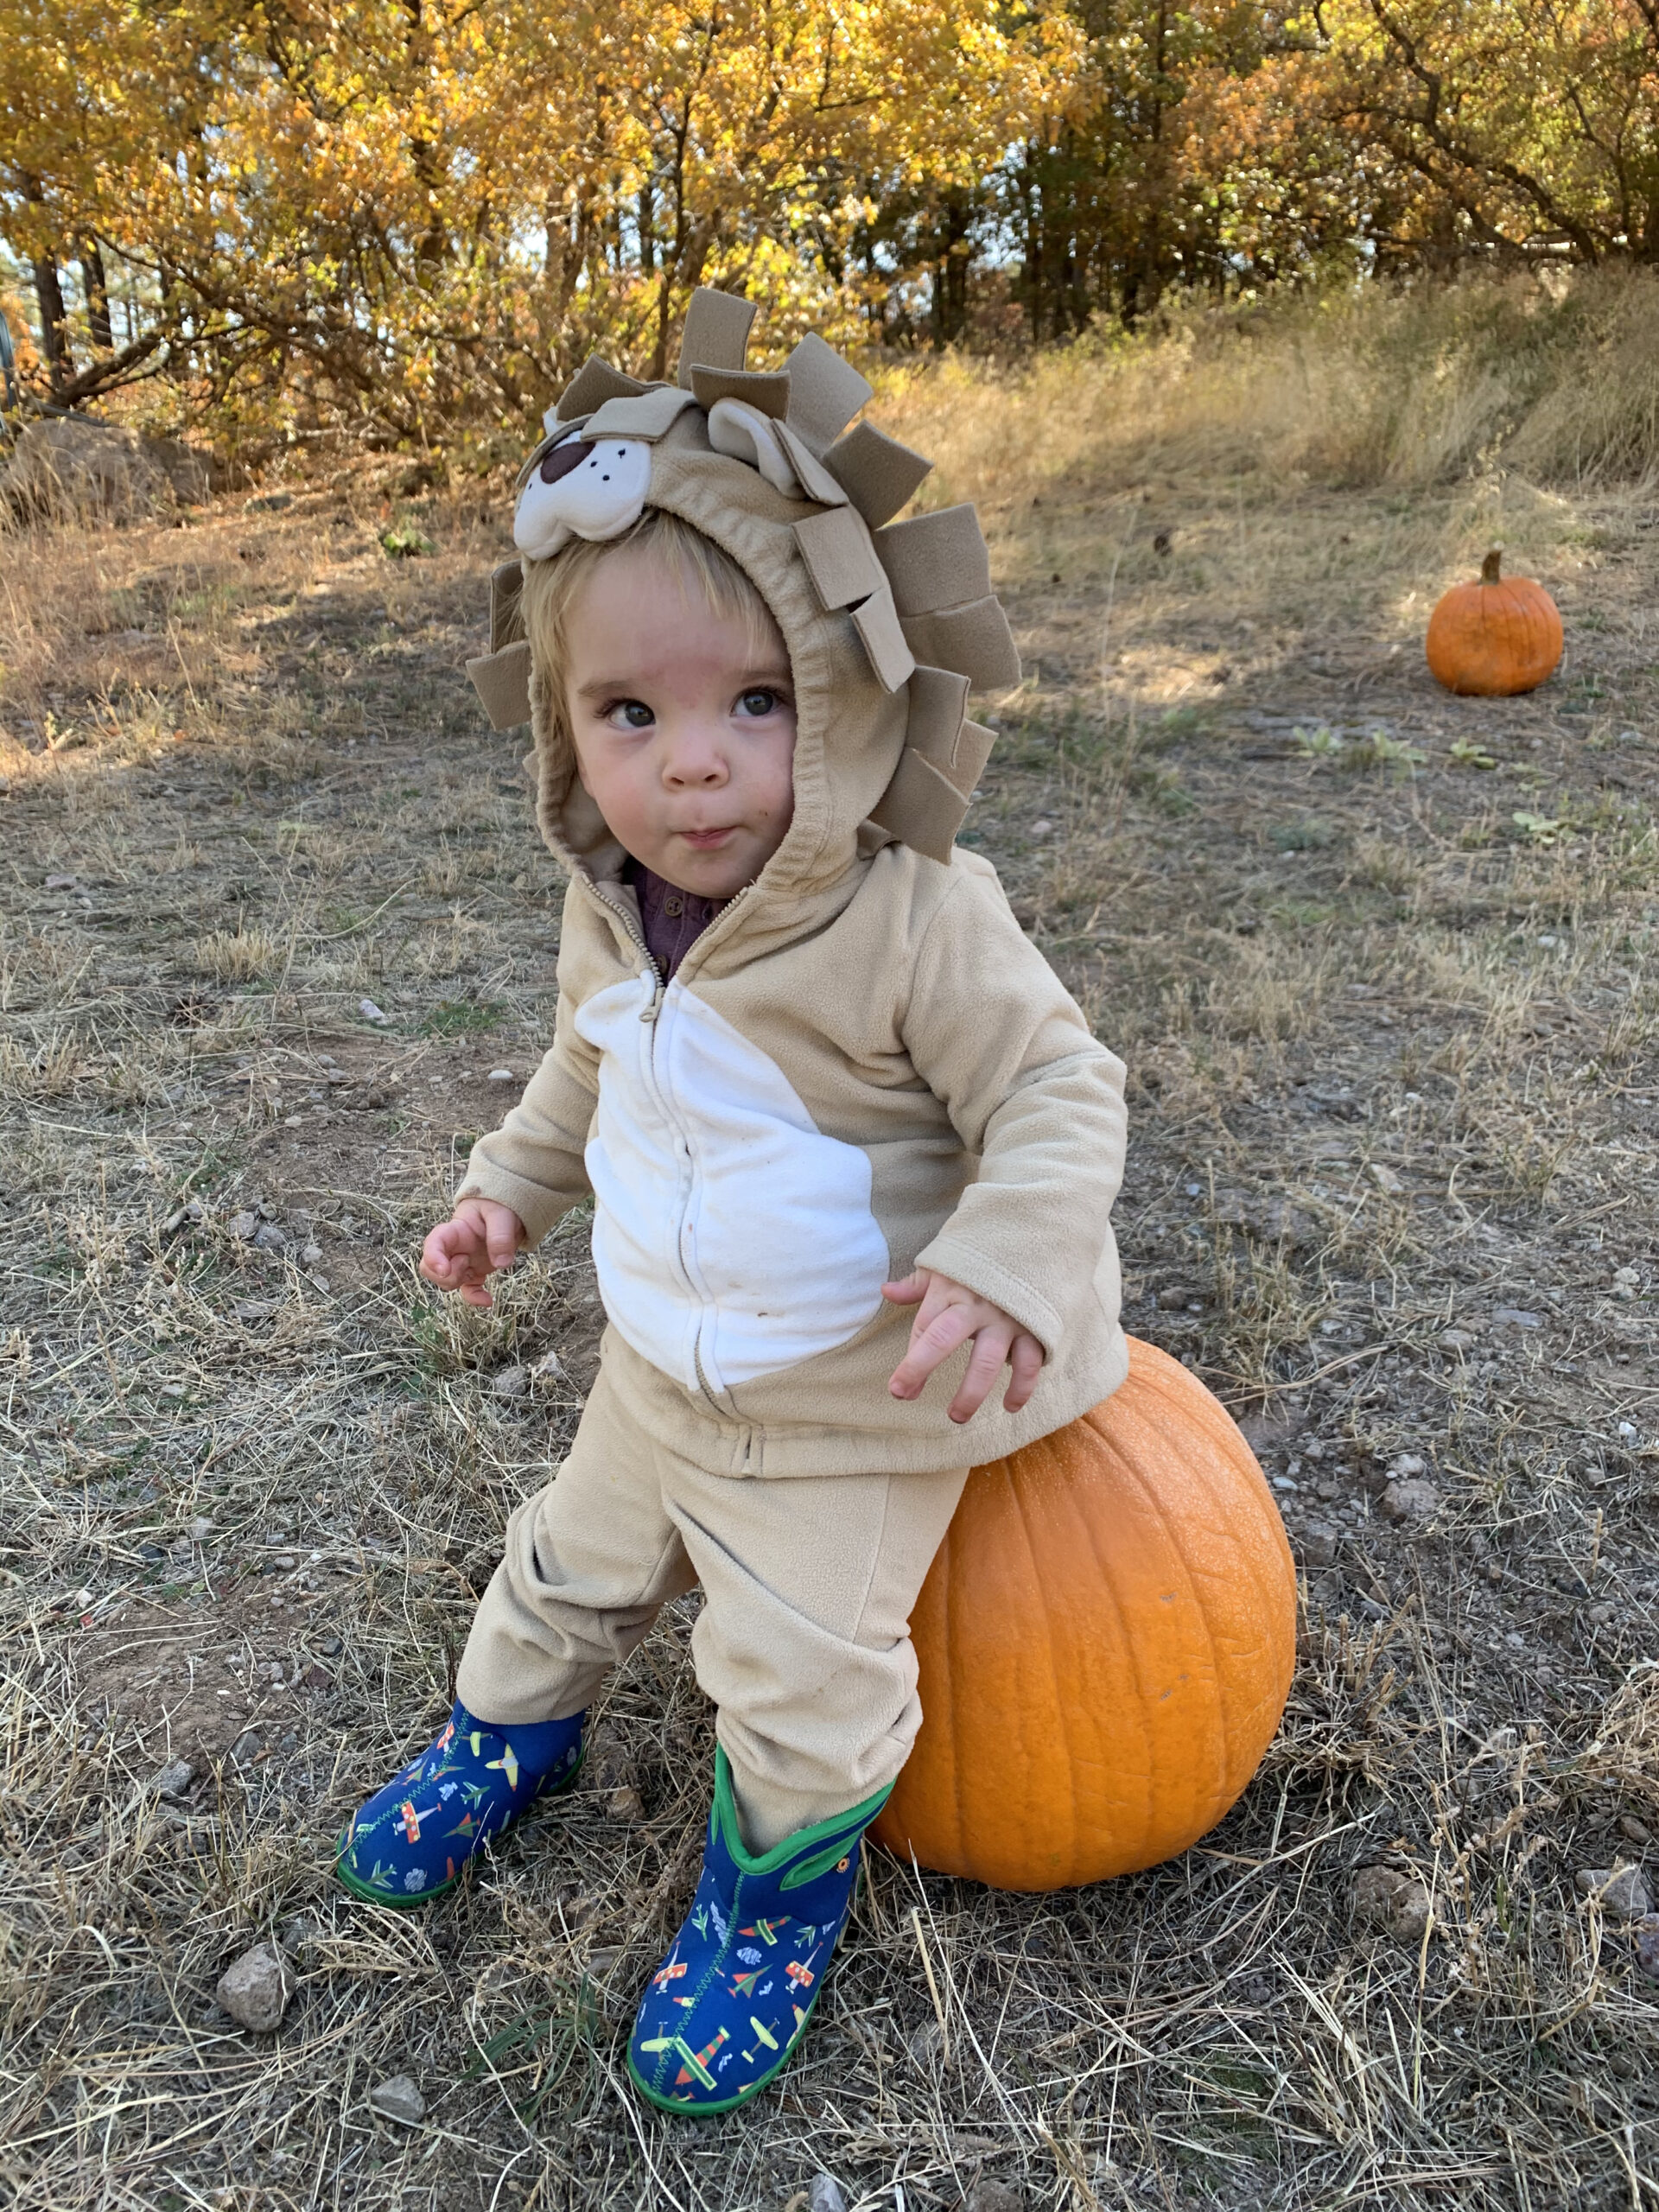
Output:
[{"left": 664, "top": 725, "right": 729, "bottom": 785}]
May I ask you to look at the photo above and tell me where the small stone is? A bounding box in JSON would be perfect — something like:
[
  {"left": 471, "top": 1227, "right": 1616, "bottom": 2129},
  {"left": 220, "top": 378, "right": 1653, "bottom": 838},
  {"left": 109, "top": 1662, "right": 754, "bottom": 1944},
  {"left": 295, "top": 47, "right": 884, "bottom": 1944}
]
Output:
[
  {"left": 1382, "top": 1478, "right": 1438, "bottom": 1522},
  {"left": 215, "top": 1942, "right": 294, "bottom": 2032},
  {"left": 1387, "top": 1453, "right": 1427, "bottom": 1478},
  {"left": 367, "top": 2074, "right": 426, "bottom": 2126},
  {"left": 228, "top": 1211, "right": 258, "bottom": 1241},
  {"left": 45, "top": 873, "right": 78, "bottom": 890},
  {"left": 1589, "top": 1602, "right": 1617, "bottom": 1627},
  {"left": 1439, "top": 1329, "right": 1478, "bottom": 1354},
  {"left": 1619, "top": 1816, "right": 1652, "bottom": 1846},
  {"left": 318, "top": 1633, "right": 343, "bottom": 1656},
  {"left": 1611, "top": 1266, "right": 1641, "bottom": 1300},
  {"left": 189, "top": 1516, "right": 216, "bottom": 1541},
  {"left": 1368, "top": 1162, "right": 1403, "bottom": 1193},
  {"left": 233, "top": 1299, "right": 279, "bottom": 1322},
  {"left": 1300, "top": 1522, "right": 1339, "bottom": 1568},
  {"left": 1491, "top": 1307, "right": 1541, "bottom": 1329},
  {"left": 231, "top": 1728, "right": 265, "bottom": 1764},
  {"left": 807, "top": 2178, "right": 848, "bottom": 2212},
  {"left": 1618, "top": 1421, "right": 1639, "bottom": 1442},
  {"left": 586, "top": 1945, "right": 623, "bottom": 1975},
  {"left": 1635, "top": 1918, "right": 1659, "bottom": 1982},
  {"left": 300, "top": 1242, "right": 323, "bottom": 1266},
  {"left": 491, "top": 1364, "right": 529, "bottom": 1400},
  {"left": 283, "top": 1115, "right": 303, "bottom": 1129},
  {"left": 1575, "top": 1866, "right": 1650, "bottom": 1920},
  {"left": 607, "top": 1784, "right": 646, "bottom": 1822},
  {"left": 1029, "top": 818, "right": 1052, "bottom": 838},
  {"left": 301, "top": 1665, "right": 332, "bottom": 1691},
  {"left": 160, "top": 1382, "right": 185, "bottom": 1399},
  {"left": 153, "top": 1758, "right": 194, "bottom": 1800},
  {"left": 1351, "top": 1864, "right": 1432, "bottom": 1942},
  {"left": 358, "top": 997, "right": 391, "bottom": 1024},
  {"left": 963, "top": 2185, "right": 1024, "bottom": 2212},
  {"left": 487, "top": 1066, "right": 514, "bottom": 1082},
  {"left": 251, "top": 1223, "right": 287, "bottom": 1251},
  {"left": 532, "top": 1349, "right": 566, "bottom": 1381}
]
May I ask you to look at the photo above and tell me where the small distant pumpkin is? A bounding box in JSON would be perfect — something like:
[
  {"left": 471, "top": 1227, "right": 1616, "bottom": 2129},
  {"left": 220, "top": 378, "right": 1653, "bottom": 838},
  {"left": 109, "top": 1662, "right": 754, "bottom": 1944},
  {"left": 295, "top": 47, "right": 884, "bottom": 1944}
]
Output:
[
  {"left": 874, "top": 1338, "right": 1296, "bottom": 1892},
  {"left": 1426, "top": 549, "right": 1563, "bottom": 696}
]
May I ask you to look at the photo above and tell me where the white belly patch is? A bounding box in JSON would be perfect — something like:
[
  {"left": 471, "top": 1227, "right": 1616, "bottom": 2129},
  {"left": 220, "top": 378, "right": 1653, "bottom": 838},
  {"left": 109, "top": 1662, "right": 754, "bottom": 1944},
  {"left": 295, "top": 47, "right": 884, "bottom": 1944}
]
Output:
[{"left": 574, "top": 974, "right": 890, "bottom": 1392}]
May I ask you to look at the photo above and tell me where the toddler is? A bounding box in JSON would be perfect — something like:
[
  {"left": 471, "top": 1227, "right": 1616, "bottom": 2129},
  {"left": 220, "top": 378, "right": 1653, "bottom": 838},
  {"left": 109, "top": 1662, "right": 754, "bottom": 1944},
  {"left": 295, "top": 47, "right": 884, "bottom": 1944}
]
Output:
[{"left": 336, "top": 294, "right": 1128, "bottom": 2115}]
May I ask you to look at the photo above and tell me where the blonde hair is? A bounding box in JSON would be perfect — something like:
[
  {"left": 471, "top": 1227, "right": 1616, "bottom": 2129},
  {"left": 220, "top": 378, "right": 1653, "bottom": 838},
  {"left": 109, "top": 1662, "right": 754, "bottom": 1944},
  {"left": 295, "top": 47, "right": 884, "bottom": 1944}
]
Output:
[{"left": 519, "top": 508, "right": 782, "bottom": 728}]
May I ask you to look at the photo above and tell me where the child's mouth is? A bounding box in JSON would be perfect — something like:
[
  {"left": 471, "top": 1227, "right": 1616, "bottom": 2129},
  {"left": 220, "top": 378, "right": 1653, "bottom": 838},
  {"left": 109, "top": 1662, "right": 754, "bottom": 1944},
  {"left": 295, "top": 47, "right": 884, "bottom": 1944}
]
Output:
[{"left": 678, "top": 827, "right": 736, "bottom": 850}]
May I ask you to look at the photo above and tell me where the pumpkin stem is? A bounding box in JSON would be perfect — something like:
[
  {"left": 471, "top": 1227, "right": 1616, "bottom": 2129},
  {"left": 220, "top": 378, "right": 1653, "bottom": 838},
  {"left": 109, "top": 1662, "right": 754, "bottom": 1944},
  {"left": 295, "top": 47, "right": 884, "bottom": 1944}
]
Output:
[{"left": 1480, "top": 548, "right": 1503, "bottom": 584}]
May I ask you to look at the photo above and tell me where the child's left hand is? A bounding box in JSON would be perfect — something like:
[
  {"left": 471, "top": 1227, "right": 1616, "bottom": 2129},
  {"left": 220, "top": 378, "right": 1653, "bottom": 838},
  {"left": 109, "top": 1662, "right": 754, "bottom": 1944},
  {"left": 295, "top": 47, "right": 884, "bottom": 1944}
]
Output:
[{"left": 883, "top": 1268, "right": 1045, "bottom": 1424}]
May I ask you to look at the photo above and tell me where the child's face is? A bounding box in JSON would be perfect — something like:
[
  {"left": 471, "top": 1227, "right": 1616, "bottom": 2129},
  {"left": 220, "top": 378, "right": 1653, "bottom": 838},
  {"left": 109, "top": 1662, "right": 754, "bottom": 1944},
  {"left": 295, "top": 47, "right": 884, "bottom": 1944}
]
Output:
[{"left": 564, "top": 543, "right": 797, "bottom": 901}]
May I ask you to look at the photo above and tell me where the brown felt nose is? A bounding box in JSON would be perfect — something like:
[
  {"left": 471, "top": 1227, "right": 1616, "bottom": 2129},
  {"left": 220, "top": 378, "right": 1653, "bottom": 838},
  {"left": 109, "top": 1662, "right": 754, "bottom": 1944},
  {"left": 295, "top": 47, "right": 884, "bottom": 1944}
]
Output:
[{"left": 539, "top": 438, "right": 592, "bottom": 485}]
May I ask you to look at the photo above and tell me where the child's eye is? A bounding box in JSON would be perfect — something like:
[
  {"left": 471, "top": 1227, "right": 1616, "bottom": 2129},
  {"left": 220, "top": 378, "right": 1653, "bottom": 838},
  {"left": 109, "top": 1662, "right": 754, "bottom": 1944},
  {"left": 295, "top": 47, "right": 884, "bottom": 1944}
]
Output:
[
  {"left": 737, "top": 688, "right": 785, "bottom": 718},
  {"left": 605, "top": 699, "right": 654, "bottom": 731}
]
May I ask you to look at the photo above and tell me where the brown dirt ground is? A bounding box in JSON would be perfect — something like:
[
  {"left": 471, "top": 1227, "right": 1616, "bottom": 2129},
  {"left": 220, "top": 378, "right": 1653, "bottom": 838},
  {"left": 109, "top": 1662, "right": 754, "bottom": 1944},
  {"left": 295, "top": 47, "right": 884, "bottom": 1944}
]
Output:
[{"left": 1, "top": 430, "right": 1656, "bottom": 2212}]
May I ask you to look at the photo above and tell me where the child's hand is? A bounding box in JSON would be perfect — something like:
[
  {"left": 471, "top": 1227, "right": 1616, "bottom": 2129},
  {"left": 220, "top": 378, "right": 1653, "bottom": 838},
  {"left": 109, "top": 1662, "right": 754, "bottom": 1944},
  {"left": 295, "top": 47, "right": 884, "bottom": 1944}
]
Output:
[
  {"left": 420, "top": 1199, "right": 526, "bottom": 1308},
  {"left": 883, "top": 1268, "right": 1045, "bottom": 1424}
]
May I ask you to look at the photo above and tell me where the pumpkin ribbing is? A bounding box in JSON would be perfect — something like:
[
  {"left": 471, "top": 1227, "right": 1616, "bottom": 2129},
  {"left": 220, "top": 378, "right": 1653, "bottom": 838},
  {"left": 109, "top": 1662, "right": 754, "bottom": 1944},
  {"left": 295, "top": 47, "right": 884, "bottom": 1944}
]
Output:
[
  {"left": 874, "top": 1337, "right": 1297, "bottom": 1891},
  {"left": 1426, "top": 548, "right": 1563, "bottom": 697}
]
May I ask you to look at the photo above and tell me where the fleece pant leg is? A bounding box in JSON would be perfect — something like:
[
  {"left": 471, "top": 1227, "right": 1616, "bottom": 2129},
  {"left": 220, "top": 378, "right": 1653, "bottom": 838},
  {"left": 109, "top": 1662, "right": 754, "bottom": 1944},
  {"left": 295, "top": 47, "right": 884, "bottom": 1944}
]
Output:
[
  {"left": 456, "top": 1370, "right": 697, "bottom": 1725},
  {"left": 664, "top": 1457, "right": 968, "bottom": 1851},
  {"left": 457, "top": 1365, "right": 967, "bottom": 1852}
]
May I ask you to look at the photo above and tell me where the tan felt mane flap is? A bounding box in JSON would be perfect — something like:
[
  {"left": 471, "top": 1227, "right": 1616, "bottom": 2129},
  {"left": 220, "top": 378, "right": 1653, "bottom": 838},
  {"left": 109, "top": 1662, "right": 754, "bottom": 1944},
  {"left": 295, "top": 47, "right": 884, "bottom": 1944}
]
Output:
[
  {"left": 556, "top": 355, "right": 649, "bottom": 423},
  {"left": 793, "top": 508, "right": 885, "bottom": 612},
  {"left": 874, "top": 505, "right": 992, "bottom": 618},
  {"left": 822, "top": 423, "right": 932, "bottom": 529},
  {"left": 867, "top": 688, "right": 995, "bottom": 865},
  {"left": 690, "top": 367, "right": 791, "bottom": 419},
  {"left": 850, "top": 580, "right": 916, "bottom": 693},
  {"left": 899, "top": 596, "right": 1020, "bottom": 693},
  {"left": 784, "top": 333, "right": 874, "bottom": 454},
  {"left": 467, "top": 639, "right": 532, "bottom": 731},
  {"left": 902, "top": 663, "right": 972, "bottom": 769},
  {"left": 489, "top": 559, "right": 525, "bottom": 653},
  {"left": 677, "top": 289, "right": 758, "bottom": 385}
]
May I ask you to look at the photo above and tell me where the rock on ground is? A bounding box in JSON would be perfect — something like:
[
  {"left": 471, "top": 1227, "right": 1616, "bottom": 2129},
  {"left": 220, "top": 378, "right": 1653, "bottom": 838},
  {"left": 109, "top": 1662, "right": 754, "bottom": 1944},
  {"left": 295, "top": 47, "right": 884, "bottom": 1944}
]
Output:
[
  {"left": 1575, "top": 1866, "right": 1651, "bottom": 1920},
  {"left": 1382, "top": 1477, "right": 1439, "bottom": 1522},
  {"left": 368, "top": 2074, "right": 427, "bottom": 2125},
  {"left": 1, "top": 416, "right": 216, "bottom": 522},
  {"left": 1351, "top": 1864, "right": 1432, "bottom": 1942},
  {"left": 215, "top": 1942, "right": 294, "bottom": 2032}
]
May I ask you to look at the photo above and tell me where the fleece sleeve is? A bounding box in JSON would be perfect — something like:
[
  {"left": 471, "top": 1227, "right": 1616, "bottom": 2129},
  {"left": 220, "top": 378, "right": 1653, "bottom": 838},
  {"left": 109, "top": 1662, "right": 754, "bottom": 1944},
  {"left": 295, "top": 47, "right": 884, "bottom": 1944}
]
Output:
[
  {"left": 453, "top": 956, "right": 599, "bottom": 1246},
  {"left": 902, "top": 859, "right": 1127, "bottom": 1356}
]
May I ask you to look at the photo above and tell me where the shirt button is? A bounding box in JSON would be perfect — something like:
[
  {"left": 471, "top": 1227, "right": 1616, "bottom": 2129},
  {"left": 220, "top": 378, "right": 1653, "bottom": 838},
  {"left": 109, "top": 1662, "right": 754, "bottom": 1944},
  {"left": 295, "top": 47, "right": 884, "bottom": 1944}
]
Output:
[{"left": 663, "top": 894, "right": 683, "bottom": 917}]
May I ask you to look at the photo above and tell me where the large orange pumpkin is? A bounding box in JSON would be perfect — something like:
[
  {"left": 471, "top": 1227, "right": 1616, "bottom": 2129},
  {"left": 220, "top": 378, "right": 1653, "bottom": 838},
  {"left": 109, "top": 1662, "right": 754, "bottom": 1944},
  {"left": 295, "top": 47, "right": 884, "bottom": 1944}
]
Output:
[
  {"left": 874, "top": 1338, "right": 1296, "bottom": 1891},
  {"left": 1426, "top": 549, "right": 1563, "bottom": 696}
]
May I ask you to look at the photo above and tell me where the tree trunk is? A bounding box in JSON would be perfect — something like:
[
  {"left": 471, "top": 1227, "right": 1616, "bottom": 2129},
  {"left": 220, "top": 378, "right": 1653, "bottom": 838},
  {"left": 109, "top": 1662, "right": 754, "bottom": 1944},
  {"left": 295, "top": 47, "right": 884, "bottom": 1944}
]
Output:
[
  {"left": 80, "top": 238, "right": 113, "bottom": 353},
  {"left": 33, "top": 255, "right": 73, "bottom": 389}
]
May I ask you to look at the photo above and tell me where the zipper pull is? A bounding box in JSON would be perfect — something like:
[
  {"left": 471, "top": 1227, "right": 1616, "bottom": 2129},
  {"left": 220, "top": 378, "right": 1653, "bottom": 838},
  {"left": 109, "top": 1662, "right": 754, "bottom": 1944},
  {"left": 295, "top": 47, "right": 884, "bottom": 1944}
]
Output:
[{"left": 639, "top": 968, "right": 662, "bottom": 1023}]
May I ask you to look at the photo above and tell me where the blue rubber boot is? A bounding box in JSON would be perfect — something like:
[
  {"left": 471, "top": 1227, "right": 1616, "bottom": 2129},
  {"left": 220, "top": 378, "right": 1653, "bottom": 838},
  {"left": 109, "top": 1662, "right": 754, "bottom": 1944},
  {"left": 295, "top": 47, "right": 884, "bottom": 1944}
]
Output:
[
  {"left": 335, "top": 1700, "right": 584, "bottom": 1908},
  {"left": 628, "top": 1748, "right": 890, "bottom": 2114}
]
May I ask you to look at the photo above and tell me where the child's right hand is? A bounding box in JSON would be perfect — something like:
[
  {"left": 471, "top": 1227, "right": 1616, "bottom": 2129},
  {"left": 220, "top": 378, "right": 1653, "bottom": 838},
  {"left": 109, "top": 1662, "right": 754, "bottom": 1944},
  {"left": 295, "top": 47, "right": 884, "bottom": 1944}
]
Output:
[{"left": 420, "top": 1199, "right": 526, "bottom": 1307}]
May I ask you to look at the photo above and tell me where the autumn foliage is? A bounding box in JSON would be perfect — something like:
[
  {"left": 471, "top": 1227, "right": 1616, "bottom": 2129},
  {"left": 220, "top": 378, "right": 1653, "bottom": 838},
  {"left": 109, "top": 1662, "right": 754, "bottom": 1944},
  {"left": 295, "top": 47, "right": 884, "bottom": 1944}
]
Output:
[{"left": 3, "top": 0, "right": 1659, "bottom": 448}]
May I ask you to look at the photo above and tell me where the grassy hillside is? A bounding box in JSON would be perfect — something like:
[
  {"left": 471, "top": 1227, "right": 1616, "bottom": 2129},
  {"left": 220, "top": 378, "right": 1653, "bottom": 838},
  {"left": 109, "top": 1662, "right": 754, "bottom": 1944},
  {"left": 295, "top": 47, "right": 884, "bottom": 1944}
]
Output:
[{"left": 2, "top": 278, "right": 1656, "bottom": 2212}]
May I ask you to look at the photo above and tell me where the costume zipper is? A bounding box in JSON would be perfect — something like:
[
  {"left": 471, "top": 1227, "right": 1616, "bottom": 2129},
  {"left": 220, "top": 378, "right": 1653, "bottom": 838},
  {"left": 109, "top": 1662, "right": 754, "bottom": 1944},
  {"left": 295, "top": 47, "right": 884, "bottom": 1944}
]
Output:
[{"left": 586, "top": 873, "right": 760, "bottom": 1414}]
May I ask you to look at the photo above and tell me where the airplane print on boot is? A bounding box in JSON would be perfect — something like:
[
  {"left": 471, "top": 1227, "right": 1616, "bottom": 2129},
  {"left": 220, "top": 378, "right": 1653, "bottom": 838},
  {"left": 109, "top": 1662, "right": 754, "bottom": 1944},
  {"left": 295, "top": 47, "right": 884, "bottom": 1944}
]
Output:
[
  {"left": 628, "top": 1749, "right": 890, "bottom": 2114},
  {"left": 335, "top": 1700, "right": 584, "bottom": 1907}
]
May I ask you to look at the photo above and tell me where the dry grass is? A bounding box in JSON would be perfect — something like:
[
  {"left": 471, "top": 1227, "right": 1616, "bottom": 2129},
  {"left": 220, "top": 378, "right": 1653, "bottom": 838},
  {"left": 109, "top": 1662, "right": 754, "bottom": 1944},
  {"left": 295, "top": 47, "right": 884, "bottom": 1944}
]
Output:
[{"left": 2, "top": 289, "right": 1657, "bottom": 2211}]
